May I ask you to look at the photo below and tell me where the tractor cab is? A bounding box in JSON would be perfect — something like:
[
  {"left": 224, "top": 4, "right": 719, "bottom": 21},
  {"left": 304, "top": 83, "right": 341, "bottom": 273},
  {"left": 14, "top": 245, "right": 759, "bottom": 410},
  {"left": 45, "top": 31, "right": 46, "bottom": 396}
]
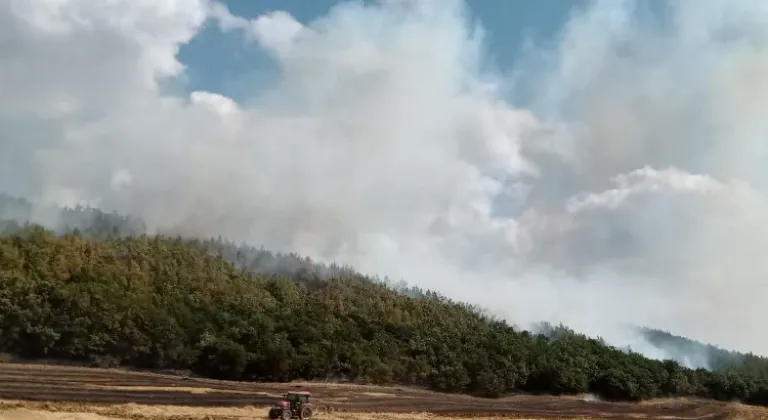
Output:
[
  {"left": 268, "top": 391, "right": 313, "bottom": 419},
  {"left": 285, "top": 391, "right": 309, "bottom": 408}
]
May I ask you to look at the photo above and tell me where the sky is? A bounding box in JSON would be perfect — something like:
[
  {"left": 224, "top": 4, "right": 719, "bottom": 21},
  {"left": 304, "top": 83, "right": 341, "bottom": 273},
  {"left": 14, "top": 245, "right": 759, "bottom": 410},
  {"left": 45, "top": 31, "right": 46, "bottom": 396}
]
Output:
[
  {"left": 2, "top": 0, "right": 768, "bottom": 364},
  {"left": 179, "top": 0, "right": 581, "bottom": 100}
]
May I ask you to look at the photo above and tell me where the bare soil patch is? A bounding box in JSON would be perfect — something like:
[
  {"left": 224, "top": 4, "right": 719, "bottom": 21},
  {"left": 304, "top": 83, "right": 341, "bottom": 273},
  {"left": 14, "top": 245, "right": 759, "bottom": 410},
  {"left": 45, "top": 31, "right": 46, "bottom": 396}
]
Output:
[{"left": 0, "top": 362, "right": 763, "bottom": 419}]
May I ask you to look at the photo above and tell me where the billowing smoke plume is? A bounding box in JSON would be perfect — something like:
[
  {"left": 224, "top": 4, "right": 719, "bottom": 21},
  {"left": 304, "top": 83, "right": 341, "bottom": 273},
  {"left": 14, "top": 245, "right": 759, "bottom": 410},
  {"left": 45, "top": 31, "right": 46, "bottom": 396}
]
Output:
[{"left": 1, "top": 0, "right": 767, "bottom": 361}]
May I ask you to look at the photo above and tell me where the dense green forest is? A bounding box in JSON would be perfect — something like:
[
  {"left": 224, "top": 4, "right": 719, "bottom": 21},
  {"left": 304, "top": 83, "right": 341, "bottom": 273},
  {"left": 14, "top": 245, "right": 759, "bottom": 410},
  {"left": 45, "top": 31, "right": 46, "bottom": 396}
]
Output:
[{"left": 1, "top": 196, "right": 768, "bottom": 405}]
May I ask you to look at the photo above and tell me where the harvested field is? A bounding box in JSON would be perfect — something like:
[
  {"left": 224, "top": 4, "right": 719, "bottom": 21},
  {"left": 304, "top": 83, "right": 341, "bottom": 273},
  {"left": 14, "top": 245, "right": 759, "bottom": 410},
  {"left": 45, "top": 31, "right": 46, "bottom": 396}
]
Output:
[{"left": 0, "top": 363, "right": 764, "bottom": 420}]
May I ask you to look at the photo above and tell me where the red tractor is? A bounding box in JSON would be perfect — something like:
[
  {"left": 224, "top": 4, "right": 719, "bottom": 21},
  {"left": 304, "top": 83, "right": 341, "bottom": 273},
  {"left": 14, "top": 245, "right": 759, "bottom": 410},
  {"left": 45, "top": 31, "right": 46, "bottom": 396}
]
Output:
[{"left": 267, "top": 391, "right": 313, "bottom": 419}]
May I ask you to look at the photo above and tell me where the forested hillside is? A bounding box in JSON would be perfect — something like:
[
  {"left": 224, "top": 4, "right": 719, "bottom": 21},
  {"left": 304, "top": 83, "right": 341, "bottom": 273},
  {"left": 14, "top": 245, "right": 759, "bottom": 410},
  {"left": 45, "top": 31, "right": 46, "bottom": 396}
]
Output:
[
  {"left": 2, "top": 195, "right": 768, "bottom": 405},
  {"left": 639, "top": 329, "right": 768, "bottom": 379},
  {"left": 1, "top": 222, "right": 768, "bottom": 405}
]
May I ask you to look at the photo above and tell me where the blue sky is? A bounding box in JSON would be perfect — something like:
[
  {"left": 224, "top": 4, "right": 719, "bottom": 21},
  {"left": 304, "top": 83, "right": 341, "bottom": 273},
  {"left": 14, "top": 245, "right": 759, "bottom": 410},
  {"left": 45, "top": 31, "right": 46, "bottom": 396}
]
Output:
[{"left": 178, "top": 0, "right": 584, "bottom": 100}]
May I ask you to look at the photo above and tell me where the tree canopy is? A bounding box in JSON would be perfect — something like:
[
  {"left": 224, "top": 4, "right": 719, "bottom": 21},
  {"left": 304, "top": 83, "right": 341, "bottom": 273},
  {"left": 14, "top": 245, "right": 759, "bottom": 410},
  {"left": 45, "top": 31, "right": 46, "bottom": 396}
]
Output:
[{"left": 1, "top": 198, "right": 768, "bottom": 406}]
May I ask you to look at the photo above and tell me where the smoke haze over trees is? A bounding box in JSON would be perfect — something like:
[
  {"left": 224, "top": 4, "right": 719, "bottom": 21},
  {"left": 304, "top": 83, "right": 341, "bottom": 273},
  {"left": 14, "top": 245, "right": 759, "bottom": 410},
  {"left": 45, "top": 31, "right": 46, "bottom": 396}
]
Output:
[
  {"left": 0, "top": 195, "right": 760, "bottom": 371},
  {"left": 2, "top": 213, "right": 768, "bottom": 405},
  {"left": 1, "top": 0, "right": 768, "bottom": 396}
]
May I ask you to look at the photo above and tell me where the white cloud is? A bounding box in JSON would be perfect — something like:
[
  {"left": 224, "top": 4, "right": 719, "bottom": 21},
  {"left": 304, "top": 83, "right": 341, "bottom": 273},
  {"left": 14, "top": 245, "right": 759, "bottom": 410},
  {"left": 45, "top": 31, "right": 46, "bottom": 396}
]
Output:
[
  {"left": 208, "top": 3, "right": 304, "bottom": 56},
  {"left": 3, "top": 0, "right": 768, "bottom": 360}
]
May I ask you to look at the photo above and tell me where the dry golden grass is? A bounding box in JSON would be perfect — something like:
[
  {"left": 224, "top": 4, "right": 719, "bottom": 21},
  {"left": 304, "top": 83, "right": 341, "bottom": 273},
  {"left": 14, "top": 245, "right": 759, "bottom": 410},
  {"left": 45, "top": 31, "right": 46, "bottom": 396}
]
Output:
[
  {"left": 0, "top": 406, "right": 593, "bottom": 420},
  {"left": 80, "top": 385, "right": 260, "bottom": 396},
  {"left": 720, "top": 403, "right": 768, "bottom": 420},
  {"left": 0, "top": 400, "right": 547, "bottom": 420},
  {"left": 0, "top": 408, "right": 115, "bottom": 420},
  {"left": 1, "top": 399, "right": 765, "bottom": 420}
]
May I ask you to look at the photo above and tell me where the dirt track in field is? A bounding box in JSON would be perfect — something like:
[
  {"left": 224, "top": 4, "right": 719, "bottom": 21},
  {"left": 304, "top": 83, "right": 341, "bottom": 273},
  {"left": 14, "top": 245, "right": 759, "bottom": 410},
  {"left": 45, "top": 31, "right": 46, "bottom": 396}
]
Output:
[{"left": 0, "top": 363, "right": 764, "bottom": 420}]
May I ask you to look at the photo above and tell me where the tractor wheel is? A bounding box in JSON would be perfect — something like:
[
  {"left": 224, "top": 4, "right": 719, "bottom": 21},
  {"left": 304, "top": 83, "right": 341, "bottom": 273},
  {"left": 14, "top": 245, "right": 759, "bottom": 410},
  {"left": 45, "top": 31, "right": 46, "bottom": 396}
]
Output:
[
  {"left": 280, "top": 409, "right": 291, "bottom": 420},
  {"left": 299, "top": 406, "right": 313, "bottom": 420},
  {"left": 268, "top": 409, "right": 280, "bottom": 420}
]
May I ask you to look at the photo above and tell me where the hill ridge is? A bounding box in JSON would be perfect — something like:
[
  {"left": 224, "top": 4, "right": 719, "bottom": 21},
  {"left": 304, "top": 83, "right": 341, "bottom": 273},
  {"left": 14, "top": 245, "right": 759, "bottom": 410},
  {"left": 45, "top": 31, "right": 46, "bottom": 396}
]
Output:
[{"left": 1, "top": 195, "right": 768, "bottom": 406}]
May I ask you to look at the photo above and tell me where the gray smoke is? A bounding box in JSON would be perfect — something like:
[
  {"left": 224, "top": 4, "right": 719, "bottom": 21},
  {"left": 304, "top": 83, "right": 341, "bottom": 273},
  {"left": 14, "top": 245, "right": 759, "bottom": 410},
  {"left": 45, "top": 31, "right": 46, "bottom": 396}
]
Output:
[{"left": 0, "top": 0, "right": 767, "bottom": 362}]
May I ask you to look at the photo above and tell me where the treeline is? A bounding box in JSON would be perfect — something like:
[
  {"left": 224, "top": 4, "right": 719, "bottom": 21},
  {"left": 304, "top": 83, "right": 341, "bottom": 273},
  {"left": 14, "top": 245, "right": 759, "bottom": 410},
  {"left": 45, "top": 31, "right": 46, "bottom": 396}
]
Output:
[
  {"left": 639, "top": 328, "right": 768, "bottom": 379},
  {"left": 1, "top": 225, "right": 768, "bottom": 405}
]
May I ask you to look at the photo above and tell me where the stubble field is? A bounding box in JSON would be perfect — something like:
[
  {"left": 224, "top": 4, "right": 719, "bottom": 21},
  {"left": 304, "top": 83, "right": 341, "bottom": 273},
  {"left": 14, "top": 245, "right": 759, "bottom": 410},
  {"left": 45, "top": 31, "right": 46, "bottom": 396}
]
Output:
[{"left": 0, "top": 363, "right": 764, "bottom": 420}]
